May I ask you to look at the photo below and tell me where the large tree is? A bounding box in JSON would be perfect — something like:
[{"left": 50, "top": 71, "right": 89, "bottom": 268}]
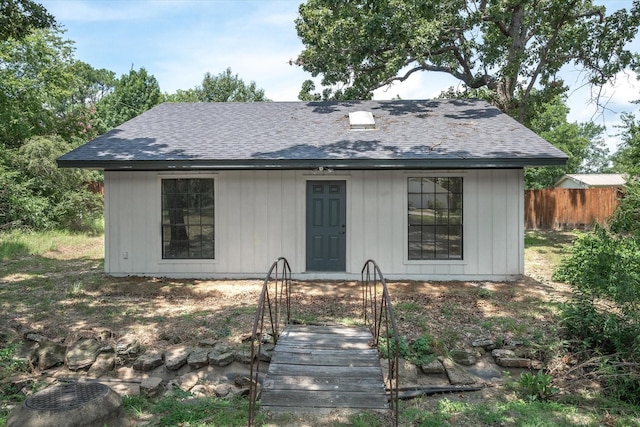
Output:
[
  {"left": 612, "top": 112, "right": 640, "bottom": 178},
  {"left": 523, "top": 95, "right": 608, "bottom": 188},
  {"left": 165, "top": 68, "right": 268, "bottom": 102},
  {"left": 295, "top": 0, "right": 640, "bottom": 121},
  {"left": 96, "top": 67, "right": 161, "bottom": 131},
  {"left": 0, "top": 0, "right": 55, "bottom": 42},
  {"left": 0, "top": 28, "right": 75, "bottom": 148}
]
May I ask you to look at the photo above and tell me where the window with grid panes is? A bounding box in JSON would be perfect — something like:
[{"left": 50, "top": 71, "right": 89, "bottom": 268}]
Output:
[
  {"left": 161, "top": 178, "right": 214, "bottom": 259},
  {"left": 407, "top": 177, "right": 463, "bottom": 260}
]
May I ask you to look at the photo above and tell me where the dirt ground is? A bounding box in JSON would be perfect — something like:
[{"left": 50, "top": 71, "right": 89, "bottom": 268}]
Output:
[
  {"left": 1, "top": 231, "right": 581, "bottom": 426},
  {"left": 2, "top": 233, "right": 573, "bottom": 354}
]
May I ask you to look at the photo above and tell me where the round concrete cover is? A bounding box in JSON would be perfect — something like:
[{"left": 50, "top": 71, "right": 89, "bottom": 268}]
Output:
[{"left": 7, "top": 382, "right": 127, "bottom": 427}]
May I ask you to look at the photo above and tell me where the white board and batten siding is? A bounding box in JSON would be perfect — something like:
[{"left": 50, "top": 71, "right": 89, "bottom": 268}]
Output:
[{"left": 104, "top": 169, "right": 524, "bottom": 281}]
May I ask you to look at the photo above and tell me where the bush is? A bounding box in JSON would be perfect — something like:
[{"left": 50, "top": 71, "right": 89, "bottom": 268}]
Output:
[
  {"left": 553, "top": 226, "right": 640, "bottom": 356},
  {"left": 554, "top": 187, "right": 640, "bottom": 402},
  {"left": 0, "top": 136, "right": 103, "bottom": 231}
]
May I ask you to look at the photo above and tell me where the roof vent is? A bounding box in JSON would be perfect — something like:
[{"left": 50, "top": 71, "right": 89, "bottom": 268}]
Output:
[{"left": 349, "top": 111, "right": 376, "bottom": 130}]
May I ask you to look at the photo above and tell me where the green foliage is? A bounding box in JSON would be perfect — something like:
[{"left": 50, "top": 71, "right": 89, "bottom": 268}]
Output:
[
  {"left": 524, "top": 95, "right": 608, "bottom": 188},
  {"left": 0, "top": 343, "right": 27, "bottom": 381},
  {"left": 554, "top": 187, "right": 640, "bottom": 402},
  {"left": 0, "top": 136, "right": 103, "bottom": 230},
  {"left": 295, "top": 0, "right": 640, "bottom": 118},
  {"left": 165, "top": 68, "right": 268, "bottom": 103},
  {"left": 96, "top": 67, "right": 161, "bottom": 131},
  {"left": 609, "top": 181, "right": 640, "bottom": 237},
  {"left": 378, "top": 334, "right": 410, "bottom": 360},
  {"left": 0, "top": 28, "right": 76, "bottom": 147},
  {"left": 612, "top": 112, "right": 640, "bottom": 177},
  {"left": 554, "top": 226, "right": 640, "bottom": 355},
  {"left": 149, "top": 394, "right": 250, "bottom": 426},
  {"left": 401, "top": 398, "right": 596, "bottom": 427},
  {"left": 517, "top": 370, "right": 559, "bottom": 401},
  {"left": 379, "top": 333, "right": 436, "bottom": 365},
  {"left": 0, "top": 0, "right": 55, "bottom": 42},
  {"left": 410, "top": 335, "right": 435, "bottom": 364}
]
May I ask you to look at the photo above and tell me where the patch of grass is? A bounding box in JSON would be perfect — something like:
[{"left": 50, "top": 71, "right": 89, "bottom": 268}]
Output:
[
  {"left": 0, "top": 344, "right": 27, "bottom": 382},
  {"left": 146, "top": 394, "right": 252, "bottom": 426},
  {"left": 525, "top": 230, "right": 577, "bottom": 248},
  {"left": 480, "top": 320, "right": 493, "bottom": 330},
  {"left": 441, "top": 304, "right": 455, "bottom": 318},
  {"left": 396, "top": 301, "right": 421, "bottom": 312},
  {"left": 402, "top": 397, "right": 602, "bottom": 427},
  {"left": 0, "top": 229, "right": 100, "bottom": 260}
]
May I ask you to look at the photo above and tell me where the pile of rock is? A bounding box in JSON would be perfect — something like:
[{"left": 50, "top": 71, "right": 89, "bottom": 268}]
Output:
[
  {"left": 11, "top": 330, "right": 272, "bottom": 400},
  {"left": 384, "top": 336, "right": 544, "bottom": 388},
  {"left": 10, "top": 330, "right": 543, "bottom": 401}
]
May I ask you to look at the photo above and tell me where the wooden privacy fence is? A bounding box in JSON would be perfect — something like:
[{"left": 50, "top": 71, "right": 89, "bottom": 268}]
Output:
[{"left": 525, "top": 188, "right": 621, "bottom": 230}]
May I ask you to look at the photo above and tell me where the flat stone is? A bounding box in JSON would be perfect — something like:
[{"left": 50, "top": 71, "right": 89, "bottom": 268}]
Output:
[
  {"left": 215, "top": 383, "right": 231, "bottom": 397},
  {"left": 66, "top": 339, "right": 103, "bottom": 370},
  {"left": 472, "top": 338, "right": 495, "bottom": 348},
  {"left": 441, "top": 357, "right": 477, "bottom": 385},
  {"left": 491, "top": 349, "right": 516, "bottom": 359},
  {"left": 101, "top": 381, "right": 139, "bottom": 397},
  {"left": 133, "top": 351, "right": 164, "bottom": 371},
  {"left": 495, "top": 357, "right": 533, "bottom": 368},
  {"left": 198, "top": 338, "right": 218, "bottom": 347},
  {"left": 212, "top": 342, "right": 232, "bottom": 354},
  {"left": 33, "top": 340, "right": 66, "bottom": 370},
  {"left": 380, "top": 358, "right": 417, "bottom": 384},
  {"left": 187, "top": 349, "right": 210, "bottom": 369},
  {"left": 209, "top": 352, "right": 234, "bottom": 367},
  {"left": 165, "top": 346, "right": 190, "bottom": 371},
  {"left": 140, "top": 377, "right": 163, "bottom": 397},
  {"left": 260, "top": 344, "right": 275, "bottom": 362},
  {"left": 421, "top": 359, "right": 445, "bottom": 374},
  {"left": 178, "top": 372, "right": 199, "bottom": 391},
  {"left": 234, "top": 348, "right": 253, "bottom": 364},
  {"left": 234, "top": 376, "right": 254, "bottom": 388},
  {"left": 24, "top": 332, "right": 46, "bottom": 343},
  {"left": 451, "top": 349, "right": 477, "bottom": 366},
  {"left": 115, "top": 337, "right": 140, "bottom": 356},
  {"left": 88, "top": 353, "right": 115, "bottom": 377},
  {"left": 191, "top": 384, "right": 214, "bottom": 398}
]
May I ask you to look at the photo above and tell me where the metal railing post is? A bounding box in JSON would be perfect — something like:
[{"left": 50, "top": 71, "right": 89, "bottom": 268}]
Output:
[
  {"left": 361, "top": 259, "right": 399, "bottom": 427},
  {"left": 248, "top": 257, "right": 291, "bottom": 426}
]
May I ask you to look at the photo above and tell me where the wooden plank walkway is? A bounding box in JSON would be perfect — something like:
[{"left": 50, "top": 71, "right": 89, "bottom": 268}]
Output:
[{"left": 260, "top": 324, "right": 389, "bottom": 415}]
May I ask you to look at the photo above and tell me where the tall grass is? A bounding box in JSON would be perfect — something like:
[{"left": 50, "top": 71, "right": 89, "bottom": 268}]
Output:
[{"left": 0, "top": 218, "right": 104, "bottom": 260}]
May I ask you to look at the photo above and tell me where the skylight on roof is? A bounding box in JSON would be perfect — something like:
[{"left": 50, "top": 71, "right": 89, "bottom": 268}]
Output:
[{"left": 349, "top": 111, "right": 376, "bottom": 130}]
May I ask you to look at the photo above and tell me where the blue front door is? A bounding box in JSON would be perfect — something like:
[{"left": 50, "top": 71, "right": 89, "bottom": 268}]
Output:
[{"left": 306, "top": 181, "right": 346, "bottom": 271}]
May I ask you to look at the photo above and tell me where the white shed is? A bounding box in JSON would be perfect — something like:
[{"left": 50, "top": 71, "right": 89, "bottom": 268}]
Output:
[
  {"left": 555, "top": 173, "right": 626, "bottom": 189},
  {"left": 58, "top": 100, "right": 567, "bottom": 281}
]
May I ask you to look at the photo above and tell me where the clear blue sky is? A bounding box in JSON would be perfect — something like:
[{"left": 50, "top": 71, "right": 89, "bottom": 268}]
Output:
[{"left": 40, "top": 0, "right": 640, "bottom": 151}]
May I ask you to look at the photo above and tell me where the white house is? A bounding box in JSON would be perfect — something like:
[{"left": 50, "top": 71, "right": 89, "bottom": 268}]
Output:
[
  {"left": 555, "top": 173, "right": 626, "bottom": 189},
  {"left": 57, "top": 100, "right": 567, "bottom": 281}
]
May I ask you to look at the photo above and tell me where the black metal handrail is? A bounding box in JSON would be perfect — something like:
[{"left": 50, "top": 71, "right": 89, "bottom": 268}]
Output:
[
  {"left": 248, "top": 257, "right": 292, "bottom": 426},
  {"left": 361, "top": 259, "right": 399, "bottom": 427}
]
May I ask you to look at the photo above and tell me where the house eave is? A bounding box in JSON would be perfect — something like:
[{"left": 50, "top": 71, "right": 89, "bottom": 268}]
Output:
[{"left": 56, "top": 157, "right": 567, "bottom": 171}]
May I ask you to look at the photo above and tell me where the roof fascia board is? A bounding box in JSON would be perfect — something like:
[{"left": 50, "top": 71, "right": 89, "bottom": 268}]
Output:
[{"left": 57, "top": 157, "right": 568, "bottom": 171}]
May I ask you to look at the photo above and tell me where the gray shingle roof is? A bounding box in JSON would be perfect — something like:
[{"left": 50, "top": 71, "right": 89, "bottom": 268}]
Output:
[{"left": 57, "top": 99, "right": 568, "bottom": 170}]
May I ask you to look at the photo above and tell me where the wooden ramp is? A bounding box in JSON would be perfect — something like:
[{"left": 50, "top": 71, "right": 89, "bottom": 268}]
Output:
[{"left": 260, "top": 324, "right": 389, "bottom": 415}]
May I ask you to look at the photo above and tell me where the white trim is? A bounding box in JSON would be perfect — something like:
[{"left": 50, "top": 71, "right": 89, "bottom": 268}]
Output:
[{"left": 156, "top": 173, "right": 219, "bottom": 265}]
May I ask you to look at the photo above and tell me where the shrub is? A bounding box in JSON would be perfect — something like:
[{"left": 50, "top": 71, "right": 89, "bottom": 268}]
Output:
[
  {"left": 553, "top": 226, "right": 640, "bottom": 357},
  {"left": 516, "top": 370, "right": 558, "bottom": 401},
  {"left": 1, "top": 136, "right": 103, "bottom": 231}
]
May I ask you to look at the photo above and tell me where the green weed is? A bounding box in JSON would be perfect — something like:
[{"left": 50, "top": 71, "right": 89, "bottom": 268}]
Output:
[{"left": 517, "top": 370, "right": 559, "bottom": 401}]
